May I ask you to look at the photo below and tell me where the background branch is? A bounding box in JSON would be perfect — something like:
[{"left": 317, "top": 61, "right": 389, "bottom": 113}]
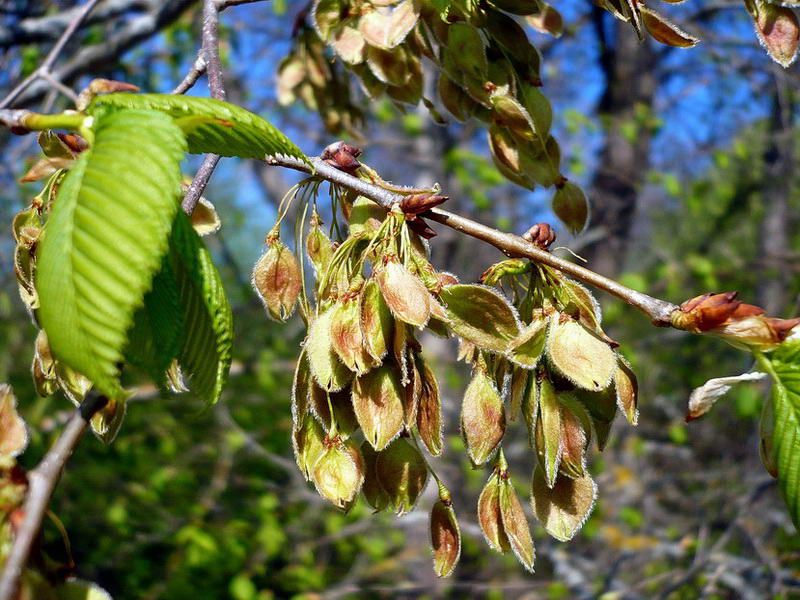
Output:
[
  {"left": 0, "top": 0, "right": 102, "bottom": 109},
  {"left": 181, "top": 0, "right": 225, "bottom": 215},
  {"left": 0, "top": 394, "right": 109, "bottom": 600}
]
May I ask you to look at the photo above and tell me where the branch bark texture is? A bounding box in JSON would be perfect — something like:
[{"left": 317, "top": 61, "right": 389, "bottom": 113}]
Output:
[{"left": 268, "top": 154, "right": 679, "bottom": 324}]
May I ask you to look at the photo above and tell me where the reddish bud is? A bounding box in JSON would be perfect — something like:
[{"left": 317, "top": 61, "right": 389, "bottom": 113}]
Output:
[
  {"left": 399, "top": 194, "right": 449, "bottom": 217},
  {"left": 521, "top": 222, "right": 556, "bottom": 249},
  {"left": 672, "top": 292, "right": 800, "bottom": 350},
  {"left": 321, "top": 141, "right": 363, "bottom": 174}
]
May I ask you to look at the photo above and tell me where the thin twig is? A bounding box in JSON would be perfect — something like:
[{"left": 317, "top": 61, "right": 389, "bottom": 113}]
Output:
[
  {"left": 172, "top": 54, "right": 208, "bottom": 95},
  {"left": 0, "top": 0, "right": 102, "bottom": 109},
  {"left": 182, "top": 154, "right": 222, "bottom": 214},
  {"left": 267, "top": 154, "right": 679, "bottom": 324},
  {"left": 181, "top": 0, "right": 225, "bottom": 215},
  {"left": 216, "top": 0, "right": 268, "bottom": 9},
  {"left": 0, "top": 394, "right": 109, "bottom": 600}
]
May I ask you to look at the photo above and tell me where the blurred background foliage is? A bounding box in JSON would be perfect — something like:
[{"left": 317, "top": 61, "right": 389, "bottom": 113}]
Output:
[{"left": 1, "top": 0, "right": 799, "bottom": 598}]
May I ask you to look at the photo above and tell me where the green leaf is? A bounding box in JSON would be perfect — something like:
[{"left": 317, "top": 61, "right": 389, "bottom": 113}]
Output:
[
  {"left": 124, "top": 254, "right": 184, "bottom": 384},
  {"left": 36, "top": 109, "right": 186, "bottom": 398},
  {"left": 761, "top": 342, "right": 800, "bottom": 530},
  {"left": 88, "top": 93, "right": 307, "bottom": 161},
  {"left": 169, "top": 212, "right": 234, "bottom": 404}
]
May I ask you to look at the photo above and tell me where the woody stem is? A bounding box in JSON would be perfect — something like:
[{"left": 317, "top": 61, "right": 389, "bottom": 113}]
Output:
[{"left": 267, "top": 154, "right": 679, "bottom": 326}]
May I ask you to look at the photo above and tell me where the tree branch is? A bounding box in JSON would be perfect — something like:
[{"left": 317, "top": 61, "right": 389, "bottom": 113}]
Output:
[
  {"left": 9, "top": 0, "right": 198, "bottom": 108},
  {"left": 0, "top": 394, "right": 109, "bottom": 600},
  {"left": 0, "top": 0, "right": 150, "bottom": 49},
  {"left": 181, "top": 0, "right": 226, "bottom": 215},
  {"left": 267, "top": 154, "right": 679, "bottom": 325},
  {"left": 0, "top": 0, "right": 102, "bottom": 109}
]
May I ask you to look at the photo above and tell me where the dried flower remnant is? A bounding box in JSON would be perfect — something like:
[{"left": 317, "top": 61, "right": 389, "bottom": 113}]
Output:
[
  {"left": 252, "top": 233, "right": 302, "bottom": 322},
  {"left": 256, "top": 150, "right": 645, "bottom": 574},
  {"left": 430, "top": 489, "right": 461, "bottom": 577}
]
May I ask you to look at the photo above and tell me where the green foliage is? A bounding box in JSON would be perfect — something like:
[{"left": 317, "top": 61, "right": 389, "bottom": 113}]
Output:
[
  {"left": 124, "top": 256, "right": 184, "bottom": 385},
  {"left": 170, "top": 212, "right": 234, "bottom": 405},
  {"left": 88, "top": 93, "right": 307, "bottom": 161},
  {"left": 760, "top": 342, "right": 800, "bottom": 530},
  {"left": 36, "top": 109, "right": 186, "bottom": 398}
]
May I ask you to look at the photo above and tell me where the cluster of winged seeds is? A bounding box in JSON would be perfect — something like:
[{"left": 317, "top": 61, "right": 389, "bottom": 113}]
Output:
[{"left": 252, "top": 182, "right": 638, "bottom": 576}]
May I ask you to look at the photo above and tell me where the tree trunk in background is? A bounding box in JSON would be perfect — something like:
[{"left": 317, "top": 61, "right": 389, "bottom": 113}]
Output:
[
  {"left": 583, "top": 13, "right": 657, "bottom": 276},
  {"left": 758, "top": 71, "right": 794, "bottom": 316}
]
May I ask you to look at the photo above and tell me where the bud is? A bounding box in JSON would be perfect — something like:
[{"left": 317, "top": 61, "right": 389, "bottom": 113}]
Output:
[
  {"left": 671, "top": 292, "right": 800, "bottom": 351},
  {"left": 330, "top": 295, "right": 375, "bottom": 375},
  {"left": 402, "top": 356, "right": 421, "bottom": 426},
  {"left": 293, "top": 414, "right": 326, "bottom": 481},
  {"left": 75, "top": 78, "right": 139, "bottom": 110},
  {"left": 499, "top": 471, "right": 535, "bottom": 572},
  {"left": 746, "top": 0, "right": 799, "bottom": 68},
  {"left": 0, "top": 385, "right": 27, "bottom": 458},
  {"left": 557, "top": 396, "right": 590, "bottom": 479},
  {"left": 639, "top": 6, "right": 700, "bottom": 48},
  {"left": 685, "top": 371, "right": 766, "bottom": 422},
  {"left": 377, "top": 259, "right": 432, "bottom": 328},
  {"left": 488, "top": 124, "right": 535, "bottom": 190},
  {"left": 508, "top": 367, "right": 528, "bottom": 422},
  {"left": 477, "top": 472, "right": 510, "bottom": 552},
  {"left": 19, "top": 157, "right": 73, "bottom": 183},
  {"left": 306, "top": 211, "right": 333, "bottom": 278},
  {"left": 32, "top": 330, "right": 57, "bottom": 398},
  {"left": 393, "top": 320, "right": 410, "bottom": 385},
  {"left": 89, "top": 397, "right": 127, "bottom": 444},
  {"left": 439, "top": 284, "right": 521, "bottom": 353},
  {"left": 535, "top": 376, "right": 561, "bottom": 487},
  {"left": 37, "top": 130, "right": 78, "bottom": 159},
  {"left": 312, "top": 437, "right": 365, "bottom": 510},
  {"left": 546, "top": 314, "right": 617, "bottom": 391},
  {"left": 480, "top": 259, "right": 529, "bottom": 287},
  {"left": 305, "top": 307, "right": 353, "bottom": 392},
  {"left": 522, "top": 222, "right": 556, "bottom": 249},
  {"left": 361, "top": 440, "right": 391, "bottom": 511},
  {"left": 417, "top": 361, "right": 443, "bottom": 456},
  {"left": 332, "top": 25, "right": 366, "bottom": 64},
  {"left": 573, "top": 386, "right": 617, "bottom": 451},
  {"left": 321, "top": 141, "right": 362, "bottom": 174},
  {"left": 291, "top": 351, "right": 312, "bottom": 430},
  {"left": 430, "top": 488, "right": 461, "bottom": 577},
  {"left": 461, "top": 368, "right": 506, "bottom": 465},
  {"left": 552, "top": 181, "right": 588, "bottom": 234},
  {"left": 310, "top": 385, "right": 359, "bottom": 437},
  {"left": 614, "top": 357, "right": 639, "bottom": 425},
  {"left": 252, "top": 238, "right": 302, "bottom": 322},
  {"left": 360, "top": 279, "right": 393, "bottom": 361},
  {"left": 352, "top": 365, "right": 405, "bottom": 450},
  {"left": 509, "top": 317, "right": 547, "bottom": 368},
  {"left": 277, "top": 55, "right": 306, "bottom": 105},
  {"left": 348, "top": 196, "right": 387, "bottom": 237},
  {"left": 437, "top": 272, "right": 459, "bottom": 287},
  {"left": 527, "top": 3, "right": 564, "bottom": 37},
  {"left": 399, "top": 193, "right": 448, "bottom": 217},
  {"left": 376, "top": 437, "right": 429, "bottom": 515},
  {"left": 531, "top": 466, "right": 597, "bottom": 542}
]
